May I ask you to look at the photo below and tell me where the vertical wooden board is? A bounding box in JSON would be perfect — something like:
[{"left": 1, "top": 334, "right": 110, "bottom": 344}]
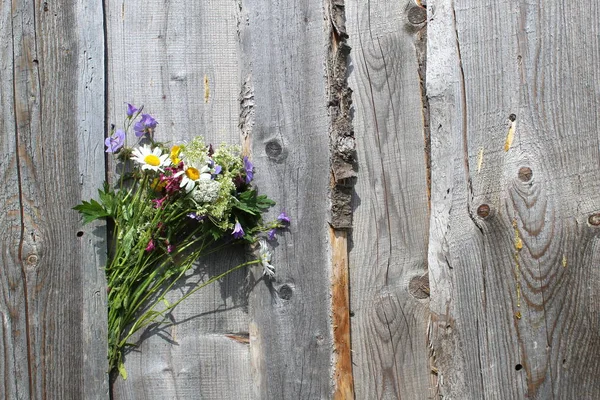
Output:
[
  {"left": 1, "top": 0, "right": 107, "bottom": 398},
  {"left": 427, "top": 0, "right": 600, "bottom": 398},
  {"left": 74, "top": 0, "right": 111, "bottom": 396},
  {"left": 0, "top": 1, "right": 30, "bottom": 398},
  {"left": 106, "top": 2, "right": 254, "bottom": 398},
  {"left": 239, "top": 0, "right": 334, "bottom": 397},
  {"left": 346, "top": 1, "right": 432, "bottom": 398}
]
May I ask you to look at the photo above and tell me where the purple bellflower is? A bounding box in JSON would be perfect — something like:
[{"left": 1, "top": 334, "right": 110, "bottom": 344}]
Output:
[
  {"left": 277, "top": 211, "right": 291, "bottom": 224},
  {"left": 243, "top": 156, "right": 254, "bottom": 184},
  {"left": 232, "top": 221, "right": 244, "bottom": 239},
  {"left": 105, "top": 129, "right": 126, "bottom": 153},
  {"left": 126, "top": 103, "right": 139, "bottom": 117},
  {"left": 134, "top": 113, "right": 158, "bottom": 137}
]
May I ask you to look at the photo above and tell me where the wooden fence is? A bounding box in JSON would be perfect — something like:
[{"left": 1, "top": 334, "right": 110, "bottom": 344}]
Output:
[{"left": 2, "top": 0, "right": 599, "bottom": 398}]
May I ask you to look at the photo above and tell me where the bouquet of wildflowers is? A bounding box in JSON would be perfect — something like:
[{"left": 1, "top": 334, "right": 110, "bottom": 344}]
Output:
[{"left": 75, "top": 104, "right": 289, "bottom": 379}]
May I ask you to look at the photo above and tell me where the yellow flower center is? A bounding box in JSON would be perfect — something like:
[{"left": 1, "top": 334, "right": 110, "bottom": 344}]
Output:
[
  {"left": 170, "top": 145, "right": 181, "bottom": 164},
  {"left": 144, "top": 154, "right": 161, "bottom": 166},
  {"left": 185, "top": 167, "right": 200, "bottom": 180}
]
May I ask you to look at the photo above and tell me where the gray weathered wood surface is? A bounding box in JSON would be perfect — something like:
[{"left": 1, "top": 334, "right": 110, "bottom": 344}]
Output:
[
  {"left": 3, "top": 0, "right": 600, "bottom": 398},
  {"left": 0, "top": 1, "right": 108, "bottom": 399},
  {"left": 346, "top": 1, "right": 432, "bottom": 399},
  {"left": 105, "top": 1, "right": 254, "bottom": 398},
  {"left": 240, "top": 0, "right": 335, "bottom": 398},
  {"left": 427, "top": 0, "right": 600, "bottom": 398}
]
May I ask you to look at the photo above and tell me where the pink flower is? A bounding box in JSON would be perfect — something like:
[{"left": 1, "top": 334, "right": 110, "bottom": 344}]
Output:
[{"left": 145, "top": 239, "right": 155, "bottom": 252}]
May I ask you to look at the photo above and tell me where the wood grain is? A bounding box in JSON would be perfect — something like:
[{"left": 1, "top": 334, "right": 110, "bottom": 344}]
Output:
[
  {"left": 239, "top": 0, "right": 334, "bottom": 397},
  {"left": 427, "top": 0, "right": 600, "bottom": 398},
  {"left": 346, "top": 1, "right": 432, "bottom": 398},
  {"left": 105, "top": 1, "right": 254, "bottom": 398},
  {"left": 0, "top": 0, "right": 108, "bottom": 398}
]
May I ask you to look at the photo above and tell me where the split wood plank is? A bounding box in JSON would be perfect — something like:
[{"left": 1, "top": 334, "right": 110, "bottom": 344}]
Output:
[
  {"left": 106, "top": 2, "right": 254, "bottom": 398},
  {"left": 427, "top": 0, "right": 600, "bottom": 398},
  {"left": 346, "top": 1, "right": 433, "bottom": 398},
  {"left": 239, "top": 0, "right": 335, "bottom": 397},
  {"left": 0, "top": 0, "right": 108, "bottom": 398}
]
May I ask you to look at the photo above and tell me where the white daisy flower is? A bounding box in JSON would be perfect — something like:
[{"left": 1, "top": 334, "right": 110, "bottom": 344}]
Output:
[
  {"left": 131, "top": 145, "right": 169, "bottom": 172},
  {"left": 176, "top": 163, "right": 212, "bottom": 192},
  {"left": 258, "top": 239, "right": 275, "bottom": 278}
]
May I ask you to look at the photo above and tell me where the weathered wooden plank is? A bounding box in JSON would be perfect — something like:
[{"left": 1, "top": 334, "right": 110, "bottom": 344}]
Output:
[
  {"left": 1, "top": 0, "right": 107, "bottom": 398},
  {"left": 427, "top": 0, "right": 600, "bottom": 398},
  {"left": 0, "top": 1, "right": 30, "bottom": 398},
  {"left": 239, "top": 0, "right": 334, "bottom": 397},
  {"left": 106, "top": 2, "right": 254, "bottom": 398},
  {"left": 346, "top": 1, "right": 432, "bottom": 398},
  {"left": 74, "top": 0, "right": 111, "bottom": 397}
]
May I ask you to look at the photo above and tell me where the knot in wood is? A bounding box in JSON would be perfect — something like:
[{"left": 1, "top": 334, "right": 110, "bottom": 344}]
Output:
[
  {"left": 407, "top": 6, "right": 427, "bottom": 25},
  {"left": 588, "top": 213, "right": 600, "bottom": 226},
  {"left": 265, "top": 140, "right": 286, "bottom": 162},
  {"left": 477, "top": 204, "right": 490, "bottom": 218},
  {"left": 26, "top": 254, "right": 38, "bottom": 266},
  {"left": 518, "top": 167, "right": 533, "bottom": 182},
  {"left": 277, "top": 284, "right": 293, "bottom": 300},
  {"left": 408, "top": 275, "right": 430, "bottom": 299}
]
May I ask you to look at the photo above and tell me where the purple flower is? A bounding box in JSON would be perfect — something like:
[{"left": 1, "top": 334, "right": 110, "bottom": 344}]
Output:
[
  {"left": 167, "top": 244, "right": 174, "bottom": 253},
  {"left": 277, "top": 211, "right": 291, "bottom": 224},
  {"left": 134, "top": 113, "right": 158, "bottom": 137},
  {"left": 243, "top": 156, "right": 253, "bottom": 184},
  {"left": 105, "top": 129, "right": 126, "bottom": 153},
  {"left": 232, "top": 221, "right": 244, "bottom": 239},
  {"left": 267, "top": 228, "right": 277, "bottom": 241},
  {"left": 214, "top": 165, "right": 222, "bottom": 175},
  {"left": 187, "top": 212, "right": 206, "bottom": 221},
  {"left": 126, "top": 103, "right": 139, "bottom": 117}
]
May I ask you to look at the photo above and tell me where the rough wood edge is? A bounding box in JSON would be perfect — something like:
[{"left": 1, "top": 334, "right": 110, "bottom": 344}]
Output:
[
  {"left": 326, "top": 0, "right": 356, "bottom": 230},
  {"left": 325, "top": 0, "right": 356, "bottom": 397},
  {"left": 330, "top": 228, "right": 355, "bottom": 399}
]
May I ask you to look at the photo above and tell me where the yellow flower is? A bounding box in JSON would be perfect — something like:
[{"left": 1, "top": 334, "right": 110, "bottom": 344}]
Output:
[{"left": 170, "top": 145, "right": 181, "bottom": 165}]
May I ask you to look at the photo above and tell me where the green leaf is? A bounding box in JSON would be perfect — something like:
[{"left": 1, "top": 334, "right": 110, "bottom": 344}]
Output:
[
  {"left": 73, "top": 199, "right": 110, "bottom": 224},
  {"left": 118, "top": 362, "right": 128, "bottom": 380},
  {"left": 256, "top": 194, "right": 276, "bottom": 210},
  {"left": 234, "top": 190, "right": 276, "bottom": 216}
]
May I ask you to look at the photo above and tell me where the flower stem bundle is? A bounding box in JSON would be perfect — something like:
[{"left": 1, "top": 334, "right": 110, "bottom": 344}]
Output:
[{"left": 75, "top": 104, "right": 289, "bottom": 379}]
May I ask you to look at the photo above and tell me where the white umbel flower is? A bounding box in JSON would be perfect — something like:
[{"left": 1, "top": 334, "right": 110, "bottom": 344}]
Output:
[
  {"left": 131, "top": 145, "right": 169, "bottom": 172},
  {"left": 192, "top": 179, "right": 221, "bottom": 203},
  {"left": 258, "top": 239, "right": 275, "bottom": 278}
]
